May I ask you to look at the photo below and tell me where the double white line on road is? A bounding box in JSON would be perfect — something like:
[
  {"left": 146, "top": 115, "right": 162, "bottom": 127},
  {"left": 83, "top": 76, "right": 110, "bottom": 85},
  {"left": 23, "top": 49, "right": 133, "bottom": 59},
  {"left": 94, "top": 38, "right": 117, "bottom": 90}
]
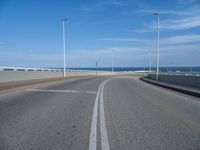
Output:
[{"left": 89, "top": 79, "right": 110, "bottom": 150}]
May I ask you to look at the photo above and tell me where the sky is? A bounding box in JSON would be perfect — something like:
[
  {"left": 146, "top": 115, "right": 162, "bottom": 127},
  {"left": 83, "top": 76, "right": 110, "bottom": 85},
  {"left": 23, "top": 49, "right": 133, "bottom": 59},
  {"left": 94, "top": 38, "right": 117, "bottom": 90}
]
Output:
[{"left": 0, "top": 0, "right": 200, "bottom": 68}]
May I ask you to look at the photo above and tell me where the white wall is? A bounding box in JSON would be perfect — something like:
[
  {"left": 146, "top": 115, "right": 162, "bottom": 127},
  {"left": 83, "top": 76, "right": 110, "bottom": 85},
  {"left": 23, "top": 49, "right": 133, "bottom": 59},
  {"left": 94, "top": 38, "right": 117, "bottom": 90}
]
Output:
[
  {"left": 0, "top": 69, "right": 145, "bottom": 84},
  {"left": 0, "top": 70, "right": 100, "bottom": 83}
]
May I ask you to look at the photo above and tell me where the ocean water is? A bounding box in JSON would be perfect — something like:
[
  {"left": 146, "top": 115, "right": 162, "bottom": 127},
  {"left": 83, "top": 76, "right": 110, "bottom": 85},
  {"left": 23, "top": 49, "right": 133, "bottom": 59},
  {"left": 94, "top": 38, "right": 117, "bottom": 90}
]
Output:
[{"left": 68, "top": 67, "right": 200, "bottom": 73}]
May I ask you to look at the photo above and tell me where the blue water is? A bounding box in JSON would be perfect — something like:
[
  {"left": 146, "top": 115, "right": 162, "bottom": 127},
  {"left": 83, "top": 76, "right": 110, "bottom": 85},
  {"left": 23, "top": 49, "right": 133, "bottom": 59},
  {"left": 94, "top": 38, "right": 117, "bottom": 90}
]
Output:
[{"left": 67, "top": 67, "right": 200, "bottom": 73}]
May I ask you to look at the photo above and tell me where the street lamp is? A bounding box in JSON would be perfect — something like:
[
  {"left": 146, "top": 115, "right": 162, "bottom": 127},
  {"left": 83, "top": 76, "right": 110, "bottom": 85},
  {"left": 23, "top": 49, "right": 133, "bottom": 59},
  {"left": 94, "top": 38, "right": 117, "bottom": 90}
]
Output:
[
  {"left": 112, "top": 50, "right": 114, "bottom": 74},
  {"left": 96, "top": 62, "right": 98, "bottom": 76},
  {"left": 149, "top": 50, "right": 152, "bottom": 72},
  {"left": 62, "top": 17, "right": 67, "bottom": 78},
  {"left": 154, "top": 12, "right": 160, "bottom": 80}
]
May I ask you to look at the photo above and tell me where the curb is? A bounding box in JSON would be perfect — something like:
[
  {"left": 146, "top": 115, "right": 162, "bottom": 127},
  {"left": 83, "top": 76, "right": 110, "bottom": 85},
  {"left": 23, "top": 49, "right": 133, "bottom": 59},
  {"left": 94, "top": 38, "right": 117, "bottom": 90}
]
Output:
[{"left": 140, "top": 77, "right": 200, "bottom": 98}]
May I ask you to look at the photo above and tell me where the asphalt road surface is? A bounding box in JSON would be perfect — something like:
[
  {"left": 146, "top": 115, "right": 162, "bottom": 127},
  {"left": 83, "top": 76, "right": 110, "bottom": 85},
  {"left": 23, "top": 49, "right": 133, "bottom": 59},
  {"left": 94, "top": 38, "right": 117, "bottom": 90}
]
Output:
[{"left": 0, "top": 76, "right": 200, "bottom": 150}]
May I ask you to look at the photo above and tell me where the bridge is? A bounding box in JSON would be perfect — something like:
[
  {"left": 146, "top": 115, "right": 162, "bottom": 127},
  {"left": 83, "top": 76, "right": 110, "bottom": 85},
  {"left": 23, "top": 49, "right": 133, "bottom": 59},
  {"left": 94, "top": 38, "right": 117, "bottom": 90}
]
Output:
[{"left": 0, "top": 67, "right": 199, "bottom": 150}]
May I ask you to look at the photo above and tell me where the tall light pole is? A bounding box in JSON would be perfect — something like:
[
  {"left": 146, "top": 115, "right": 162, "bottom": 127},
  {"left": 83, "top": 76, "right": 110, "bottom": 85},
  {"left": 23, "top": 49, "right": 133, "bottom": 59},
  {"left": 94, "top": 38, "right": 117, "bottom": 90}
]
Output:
[
  {"left": 149, "top": 50, "right": 152, "bottom": 72},
  {"left": 96, "top": 62, "right": 98, "bottom": 76},
  {"left": 62, "top": 17, "right": 67, "bottom": 78},
  {"left": 154, "top": 12, "right": 160, "bottom": 80},
  {"left": 112, "top": 50, "right": 114, "bottom": 74}
]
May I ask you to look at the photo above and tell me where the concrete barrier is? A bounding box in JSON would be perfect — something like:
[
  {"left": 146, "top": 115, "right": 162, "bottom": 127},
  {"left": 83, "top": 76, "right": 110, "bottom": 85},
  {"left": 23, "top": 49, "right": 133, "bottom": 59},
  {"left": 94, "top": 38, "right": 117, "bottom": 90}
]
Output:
[
  {"left": 0, "top": 67, "right": 146, "bottom": 84},
  {"left": 0, "top": 67, "right": 99, "bottom": 83},
  {"left": 0, "top": 69, "right": 115, "bottom": 83},
  {"left": 148, "top": 74, "right": 200, "bottom": 89},
  {"left": 0, "top": 70, "right": 61, "bottom": 83}
]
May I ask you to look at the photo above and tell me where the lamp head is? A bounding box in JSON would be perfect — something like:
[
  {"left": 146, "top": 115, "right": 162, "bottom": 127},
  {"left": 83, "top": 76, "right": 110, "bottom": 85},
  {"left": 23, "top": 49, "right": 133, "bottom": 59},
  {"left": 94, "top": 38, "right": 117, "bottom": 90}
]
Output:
[
  {"left": 62, "top": 17, "right": 68, "bottom": 21},
  {"left": 154, "top": 12, "right": 160, "bottom": 16}
]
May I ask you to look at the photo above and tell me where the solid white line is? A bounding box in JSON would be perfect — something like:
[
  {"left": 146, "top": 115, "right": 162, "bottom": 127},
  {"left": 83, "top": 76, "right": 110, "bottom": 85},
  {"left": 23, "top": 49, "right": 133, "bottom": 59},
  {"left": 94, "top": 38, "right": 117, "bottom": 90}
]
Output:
[
  {"left": 86, "top": 91, "right": 97, "bottom": 94},
  {"left": 26, "top": 89, "right": 96, "bottom": 94},
  {"left": 89, "top": 83, "right": 103, "bottom": 150},
  {"left": 89, "top": 79, "right": 111, "bottom": 150},
  {"left": 100, "top": 80, "right": 110, "bottom": 150}
]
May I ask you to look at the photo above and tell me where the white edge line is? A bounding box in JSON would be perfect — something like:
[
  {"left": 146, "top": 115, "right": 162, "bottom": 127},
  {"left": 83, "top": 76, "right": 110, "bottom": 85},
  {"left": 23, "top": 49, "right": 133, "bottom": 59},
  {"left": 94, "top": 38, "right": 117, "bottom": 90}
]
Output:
[
  {"left": 86, "top": 91, "right": 97, "bottom": 94},
  {"left": 100, "top": 80, "right": 110, "bottom": 150},
  {"left": 26, "top": 89, "right": 96, "bottom": 94},
  {"left": 27, "top": 89, "right": 82, "bottom": 93}
]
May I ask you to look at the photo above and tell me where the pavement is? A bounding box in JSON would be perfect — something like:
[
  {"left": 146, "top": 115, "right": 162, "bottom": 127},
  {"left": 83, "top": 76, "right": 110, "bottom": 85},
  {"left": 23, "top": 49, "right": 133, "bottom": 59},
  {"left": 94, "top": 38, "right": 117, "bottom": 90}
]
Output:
[{"left": 0, "top": 76, "right": 200, "bottom": 150}]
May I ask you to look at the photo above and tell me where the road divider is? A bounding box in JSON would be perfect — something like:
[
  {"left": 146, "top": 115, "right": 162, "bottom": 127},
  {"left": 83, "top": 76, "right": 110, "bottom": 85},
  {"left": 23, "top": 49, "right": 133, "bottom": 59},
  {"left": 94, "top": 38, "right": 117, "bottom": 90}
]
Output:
[
  {"left": 89, "top": 79, "right": 110, "bottom": 150},
  {"left": 100, "top": 81, "right": 110, "bottom": 150}
]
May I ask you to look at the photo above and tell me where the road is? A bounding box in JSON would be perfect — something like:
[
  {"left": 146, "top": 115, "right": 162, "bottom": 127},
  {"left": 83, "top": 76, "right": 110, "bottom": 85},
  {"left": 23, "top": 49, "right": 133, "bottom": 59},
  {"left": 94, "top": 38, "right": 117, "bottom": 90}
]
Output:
[{"left": 0, "top": 76, "right": 200, "bottom": 150}]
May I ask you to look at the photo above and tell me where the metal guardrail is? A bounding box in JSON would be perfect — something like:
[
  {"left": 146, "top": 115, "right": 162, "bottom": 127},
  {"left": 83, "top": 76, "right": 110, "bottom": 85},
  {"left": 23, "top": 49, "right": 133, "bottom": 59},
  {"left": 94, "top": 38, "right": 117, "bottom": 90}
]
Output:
[
  {"left": 0, "top": 67, "right": 63, "bottom": 72},
  {"left": 148, "top": 71, "right": 200, "bottom": 77},
  {"left": 0, "top": 67, "right": 98, "bottom": 73},
  {"left": 4, "top": 67, "right": 198, "bottom": 75},
  {"left": 0, "top": 66, "right": 102, "bottom": 83}
]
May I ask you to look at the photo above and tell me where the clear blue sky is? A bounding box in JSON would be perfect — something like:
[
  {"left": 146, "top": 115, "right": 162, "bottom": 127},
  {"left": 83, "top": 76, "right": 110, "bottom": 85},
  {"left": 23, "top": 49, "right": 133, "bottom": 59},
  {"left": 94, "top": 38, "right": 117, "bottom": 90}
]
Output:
[{"left": 0, "top": 0, "right": 200, "bottom": 68}]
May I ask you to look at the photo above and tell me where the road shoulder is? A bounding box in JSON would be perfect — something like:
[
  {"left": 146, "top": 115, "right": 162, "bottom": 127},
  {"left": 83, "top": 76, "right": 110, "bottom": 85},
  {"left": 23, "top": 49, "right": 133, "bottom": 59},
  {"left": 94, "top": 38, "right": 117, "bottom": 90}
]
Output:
[{"left": 140, "top": 77, "right": 200, "bottom": 98}]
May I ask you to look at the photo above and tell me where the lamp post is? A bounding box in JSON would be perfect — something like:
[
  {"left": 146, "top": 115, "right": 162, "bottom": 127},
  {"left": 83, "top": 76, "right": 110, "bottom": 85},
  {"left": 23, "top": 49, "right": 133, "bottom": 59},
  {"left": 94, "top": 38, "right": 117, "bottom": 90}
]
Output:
[
  {"left": 149, "top": 50, "right": 152, "bottom": 72},
  {"left": 96, "top": 62, "right": 98, "bottom": 76},
  {"left": 112, "top": 50, "right": 114, "bottom": 74},
  {"left": 62, "top": 17, "right": 67, "bottom": 77},
  {"left": 154, "top": 12, "right": 160, "bottom": 80}
]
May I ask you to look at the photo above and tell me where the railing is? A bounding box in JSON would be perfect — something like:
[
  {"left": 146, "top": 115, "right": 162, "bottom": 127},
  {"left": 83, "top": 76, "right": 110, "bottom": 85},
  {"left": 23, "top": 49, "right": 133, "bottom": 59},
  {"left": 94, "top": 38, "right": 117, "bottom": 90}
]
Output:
[
  {"left": 0, "top": 66, "right": 101, "bottom": 83},
  {"left": 0, "top": 66, "right": 97, "bottom": 73},
  {"left": 147, "top": 71, "right": 200, "bottom": 77}
]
